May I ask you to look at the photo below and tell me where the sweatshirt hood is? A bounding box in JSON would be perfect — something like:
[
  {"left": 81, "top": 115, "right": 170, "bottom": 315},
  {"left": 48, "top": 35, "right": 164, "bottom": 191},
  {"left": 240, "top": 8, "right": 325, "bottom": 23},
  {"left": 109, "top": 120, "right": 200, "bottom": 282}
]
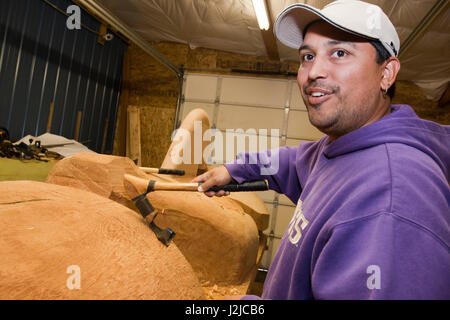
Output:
[{"left": 323, "top": 104, "right": 450, "bottom": 181}]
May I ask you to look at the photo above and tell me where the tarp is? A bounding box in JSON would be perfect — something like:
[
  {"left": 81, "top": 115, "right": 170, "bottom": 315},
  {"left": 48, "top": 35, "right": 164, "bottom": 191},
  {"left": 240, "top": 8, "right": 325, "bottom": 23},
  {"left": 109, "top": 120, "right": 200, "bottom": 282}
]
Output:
[
  {"left": 15, "top": 133, "right": 96, "bottom": 158},
  {"left": 96, "top": 0, "right": 450, "bottom": 101}
]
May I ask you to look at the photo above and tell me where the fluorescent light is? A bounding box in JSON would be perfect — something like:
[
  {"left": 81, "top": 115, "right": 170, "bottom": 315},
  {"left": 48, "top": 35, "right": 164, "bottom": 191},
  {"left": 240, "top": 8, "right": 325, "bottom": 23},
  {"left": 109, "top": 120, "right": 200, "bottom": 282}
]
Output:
[{"left": 252, "top": 0, "right": 270, "bottom": 30}]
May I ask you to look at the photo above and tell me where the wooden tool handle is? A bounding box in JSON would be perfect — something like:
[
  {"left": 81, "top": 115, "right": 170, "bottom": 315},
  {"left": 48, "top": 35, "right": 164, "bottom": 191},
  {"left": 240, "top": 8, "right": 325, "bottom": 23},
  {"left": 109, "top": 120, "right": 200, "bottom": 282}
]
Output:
[
  {"left": 124, "top": 174, "right": 198, "bottom": 193},
  {"left": 152, "top": 181, "right": 199, "bottom": 191}
]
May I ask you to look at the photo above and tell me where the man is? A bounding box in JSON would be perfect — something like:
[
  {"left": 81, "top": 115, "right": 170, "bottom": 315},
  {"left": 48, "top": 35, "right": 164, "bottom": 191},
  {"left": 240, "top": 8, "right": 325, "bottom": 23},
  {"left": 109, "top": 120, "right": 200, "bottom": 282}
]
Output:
[{"left": 193, "top": 0, "right": 450, "bottom": 299}]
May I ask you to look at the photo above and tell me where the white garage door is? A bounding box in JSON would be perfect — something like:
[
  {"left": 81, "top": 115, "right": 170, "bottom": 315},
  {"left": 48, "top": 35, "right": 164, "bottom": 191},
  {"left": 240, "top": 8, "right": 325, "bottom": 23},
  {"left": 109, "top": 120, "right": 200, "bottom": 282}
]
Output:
[{"left": 178, "top": 73, "right": 324, "bottom": 269}]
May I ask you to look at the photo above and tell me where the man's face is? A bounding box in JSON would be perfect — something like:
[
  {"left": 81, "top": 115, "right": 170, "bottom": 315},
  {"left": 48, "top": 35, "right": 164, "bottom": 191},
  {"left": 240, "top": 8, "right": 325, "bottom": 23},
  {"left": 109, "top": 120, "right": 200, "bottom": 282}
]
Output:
[{"left": 298, "top": 21, "right": 386, "bottom": 139}]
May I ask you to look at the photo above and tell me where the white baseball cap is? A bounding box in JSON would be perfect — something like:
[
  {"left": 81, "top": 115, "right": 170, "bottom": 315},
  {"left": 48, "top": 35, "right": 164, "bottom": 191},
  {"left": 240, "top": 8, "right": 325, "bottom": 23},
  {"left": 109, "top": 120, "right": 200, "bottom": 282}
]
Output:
[{"left": 274, "top": 0, "right": 400, "bottom": 57}]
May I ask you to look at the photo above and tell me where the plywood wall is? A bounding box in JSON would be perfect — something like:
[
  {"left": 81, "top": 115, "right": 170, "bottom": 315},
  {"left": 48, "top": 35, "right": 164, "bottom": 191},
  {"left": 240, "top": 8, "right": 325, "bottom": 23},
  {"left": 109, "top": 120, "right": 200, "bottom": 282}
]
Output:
[{"left": 113, "top": 41, "right": 448, "bottom": 167}]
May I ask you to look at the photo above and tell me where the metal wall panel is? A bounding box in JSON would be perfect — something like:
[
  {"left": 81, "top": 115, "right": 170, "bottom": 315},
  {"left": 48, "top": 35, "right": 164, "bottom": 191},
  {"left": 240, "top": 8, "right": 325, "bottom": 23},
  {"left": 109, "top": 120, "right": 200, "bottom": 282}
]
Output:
[{"left": 0, "top": 0, "right": 127, "bottom": 153}]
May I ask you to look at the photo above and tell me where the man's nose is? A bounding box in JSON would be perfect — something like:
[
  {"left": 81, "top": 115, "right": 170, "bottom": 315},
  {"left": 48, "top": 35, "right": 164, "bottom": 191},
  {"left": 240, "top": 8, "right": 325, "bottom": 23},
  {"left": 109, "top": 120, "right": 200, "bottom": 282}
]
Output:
[{"left": 307, "top": 56, "right": 328, "bottom": 81}]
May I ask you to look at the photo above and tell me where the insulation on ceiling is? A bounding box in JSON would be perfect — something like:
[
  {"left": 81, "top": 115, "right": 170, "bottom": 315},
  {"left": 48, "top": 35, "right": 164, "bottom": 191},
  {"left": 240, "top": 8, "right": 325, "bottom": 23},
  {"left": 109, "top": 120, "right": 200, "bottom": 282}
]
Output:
[{"left": 96, "top": 0, "right": 450, "bottom": 101}]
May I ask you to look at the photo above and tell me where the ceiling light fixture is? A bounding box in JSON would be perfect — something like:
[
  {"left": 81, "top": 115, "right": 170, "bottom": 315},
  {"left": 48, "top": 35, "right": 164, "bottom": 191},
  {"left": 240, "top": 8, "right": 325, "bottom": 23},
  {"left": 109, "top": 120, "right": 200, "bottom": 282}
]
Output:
[{"left": 252, "top": 0, "right": 270, "bottom": 30}]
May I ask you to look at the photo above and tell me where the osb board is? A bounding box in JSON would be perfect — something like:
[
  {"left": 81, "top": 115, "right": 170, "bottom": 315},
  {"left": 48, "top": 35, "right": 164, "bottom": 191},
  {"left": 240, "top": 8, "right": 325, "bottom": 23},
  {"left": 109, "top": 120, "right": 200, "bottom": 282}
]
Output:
[
  {"left": 127, "top": 42, "right": 186, "bottom": 108},
  {"left": 113, "top": 43, "right": 185, "bottom": 167},
  {"left": 140, "top": 106, "right": 176, "bottom": 168}
]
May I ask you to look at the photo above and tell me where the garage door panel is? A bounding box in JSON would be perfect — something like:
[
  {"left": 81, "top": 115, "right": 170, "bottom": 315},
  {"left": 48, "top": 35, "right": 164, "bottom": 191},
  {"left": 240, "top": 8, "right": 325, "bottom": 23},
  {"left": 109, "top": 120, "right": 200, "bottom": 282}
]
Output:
[
  {"left": 181, "top": 102, "right": 215, "bottom": 122},
  {"left": 290, "top": 82, "right": 307, "bottom": 111},
  {"left": 285, "top": 138, "right": 302, "bottom": 147},
  {"left": 263, "top": 203, "right": 274, "bottom": 234},
  {"left": 275, "top": 204, "right": 295, "bottom": 237},
  {"left": 255, "top": 190, "right": 276, "bottom": 204},
  {"left": 220, "top": 77, "right": 287, "bottom": 107},
  {"left": 217, "top": 105, "right": 284, "bottom": 134},
  {"left": 287, "top": 110, "right": 324, "bottom": 140},
  {"left": 278, "top": 194, "right": 295, "bottom": 206},
  {"left": 184, "top": 75, "right": 218, "bottom": 101},
  {"left": 262, "top": 202, "right": 294, "bottom": 242},
  {"left": 209, "top": 130, "right": 281, "bottom": 164},
  {"left": 182, "top": 74, "right": 319, "bottom": 269},
  {"left": 261, "top": 238, "right": 282, "bottom": 268}
]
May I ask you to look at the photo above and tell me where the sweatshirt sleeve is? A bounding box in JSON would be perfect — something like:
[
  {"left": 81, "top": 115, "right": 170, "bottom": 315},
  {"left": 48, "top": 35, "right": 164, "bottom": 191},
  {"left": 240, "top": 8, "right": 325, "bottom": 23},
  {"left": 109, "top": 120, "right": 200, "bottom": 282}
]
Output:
[
  {"left": 224, "top": 146, "right": 302, "bottom": 201},
  {"left": 311, "top": 211, "right": 450, "bottom": 299}
]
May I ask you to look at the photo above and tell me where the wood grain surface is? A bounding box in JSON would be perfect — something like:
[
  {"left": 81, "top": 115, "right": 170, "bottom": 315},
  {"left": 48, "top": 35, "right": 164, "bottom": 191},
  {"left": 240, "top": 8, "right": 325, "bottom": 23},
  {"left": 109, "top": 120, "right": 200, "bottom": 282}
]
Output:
[
  {"left": 0, "top": 180, "right": 205, "bottom": 300},
  {"left": 46, "top": 153, "right": 262, "bottom": 298}
]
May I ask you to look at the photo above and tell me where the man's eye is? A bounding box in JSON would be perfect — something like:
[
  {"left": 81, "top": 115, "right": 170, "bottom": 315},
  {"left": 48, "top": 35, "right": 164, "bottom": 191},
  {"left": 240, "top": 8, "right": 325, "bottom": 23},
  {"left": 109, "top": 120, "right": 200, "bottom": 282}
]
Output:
[
  {"left": 332, "top": 50, "right": 347, "bottom": 58},
  {"left": 301, "top": 54, "right": 314, "bottom": 62}
]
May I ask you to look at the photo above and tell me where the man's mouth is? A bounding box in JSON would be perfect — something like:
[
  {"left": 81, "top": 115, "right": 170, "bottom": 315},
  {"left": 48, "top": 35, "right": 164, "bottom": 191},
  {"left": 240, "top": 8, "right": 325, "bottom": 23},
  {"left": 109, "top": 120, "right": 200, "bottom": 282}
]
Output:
[{"left": 305, "top": 87, "right": 334, "bottom": 105}]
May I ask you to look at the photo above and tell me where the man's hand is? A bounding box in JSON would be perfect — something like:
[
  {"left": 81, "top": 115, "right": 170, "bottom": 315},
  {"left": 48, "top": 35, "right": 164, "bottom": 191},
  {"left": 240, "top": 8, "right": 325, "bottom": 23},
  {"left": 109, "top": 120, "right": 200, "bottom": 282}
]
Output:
[{"left": 191, "top": 165, "right": 232, "bottom": 197}]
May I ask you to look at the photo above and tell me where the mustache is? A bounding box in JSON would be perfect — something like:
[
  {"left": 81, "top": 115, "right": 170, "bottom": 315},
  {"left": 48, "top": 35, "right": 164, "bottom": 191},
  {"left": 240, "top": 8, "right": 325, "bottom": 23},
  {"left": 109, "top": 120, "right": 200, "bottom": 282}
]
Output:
[{"left": 303, "top": 81, "right": 339, "bottom": 95}]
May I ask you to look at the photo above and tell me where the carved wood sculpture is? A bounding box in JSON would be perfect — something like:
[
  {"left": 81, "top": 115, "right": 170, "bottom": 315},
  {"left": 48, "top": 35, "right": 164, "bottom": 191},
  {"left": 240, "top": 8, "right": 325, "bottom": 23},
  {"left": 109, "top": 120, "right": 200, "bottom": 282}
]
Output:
[
  {"left": 161, "top": 108, "right": 212, "bottom": 176},
  {"left": 159, "top": 108, "right": 270, "bottom": 236},
  {"left": 0, "top": 181, "right": 205, "bottom": 300},
  {"left": 159, "top": 108, "right": 270, "bottom": 275},
  {"left": 46, "top": 108, "right": 270, "bottom": 299},
  {"left": 46, "top": 152, "right": 259, "bottom": 298}
]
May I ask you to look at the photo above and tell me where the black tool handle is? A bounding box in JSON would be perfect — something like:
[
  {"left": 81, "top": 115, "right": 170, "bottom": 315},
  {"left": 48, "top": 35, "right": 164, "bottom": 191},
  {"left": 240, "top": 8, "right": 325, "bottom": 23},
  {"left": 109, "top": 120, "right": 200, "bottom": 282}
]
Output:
[
  {"left": 132, "top": 193, "right": 155, "bottom": 218},
  {"left": 157, "top": 168, "right": 185, "bottom": 176},
  {"left": 205, "top": 180, "right": 269, "bottom": 192}
]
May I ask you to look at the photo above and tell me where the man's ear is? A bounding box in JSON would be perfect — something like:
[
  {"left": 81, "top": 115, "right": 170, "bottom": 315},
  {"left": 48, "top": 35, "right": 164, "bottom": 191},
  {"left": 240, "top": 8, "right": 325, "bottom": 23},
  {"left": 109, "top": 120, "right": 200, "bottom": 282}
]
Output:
[{"left": 381, "top": 57, "right": 401, "bottom": 91}]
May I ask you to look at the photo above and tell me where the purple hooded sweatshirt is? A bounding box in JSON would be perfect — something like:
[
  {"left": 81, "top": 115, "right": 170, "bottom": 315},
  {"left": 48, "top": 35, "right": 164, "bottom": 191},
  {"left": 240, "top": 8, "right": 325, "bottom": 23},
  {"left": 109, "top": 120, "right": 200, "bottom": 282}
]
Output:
[{"left": 224, "top": 104, "right": 450, "bottom": 300}]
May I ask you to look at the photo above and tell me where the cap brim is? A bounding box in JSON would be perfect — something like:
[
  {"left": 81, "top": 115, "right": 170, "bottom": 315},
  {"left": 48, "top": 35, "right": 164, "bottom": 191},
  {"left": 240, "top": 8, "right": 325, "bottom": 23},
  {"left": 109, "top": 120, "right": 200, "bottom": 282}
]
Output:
[{"left": 274, "top": 3, "right": 378, "bottom": 50}]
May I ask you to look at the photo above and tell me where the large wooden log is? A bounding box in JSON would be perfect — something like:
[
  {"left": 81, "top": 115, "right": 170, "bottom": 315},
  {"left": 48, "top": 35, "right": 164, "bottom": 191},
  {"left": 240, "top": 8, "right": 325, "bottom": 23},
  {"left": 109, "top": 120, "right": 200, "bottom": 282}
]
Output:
[
  {"left": 0, "top": 181, "right": 205, "bottom": 300},
  {"left": 46, "top": 153, "right": 259, "bottom": 299},
  {"left": 45, "top": 108, "right": 270, "bottom": 299}
]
